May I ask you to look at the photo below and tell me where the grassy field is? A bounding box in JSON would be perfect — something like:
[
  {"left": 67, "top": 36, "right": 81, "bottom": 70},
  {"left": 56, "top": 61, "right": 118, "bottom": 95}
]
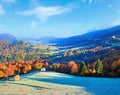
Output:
[{"left": 0, "top": 71, "right": 120, "bottom": 95}]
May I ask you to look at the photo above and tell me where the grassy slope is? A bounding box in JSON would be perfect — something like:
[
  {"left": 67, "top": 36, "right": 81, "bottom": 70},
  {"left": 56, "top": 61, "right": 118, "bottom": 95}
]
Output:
[
  {"left": 0, "top": 71, "right": 92, "bottom": 95},
  {"left": 0, "top": 71, "right": 120, "bottom": 95}
]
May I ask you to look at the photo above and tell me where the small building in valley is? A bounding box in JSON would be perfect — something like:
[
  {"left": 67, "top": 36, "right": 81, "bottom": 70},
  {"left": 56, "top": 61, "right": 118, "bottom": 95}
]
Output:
[{"left": 41, "top": 68, "right": 46, "bottom": 72}]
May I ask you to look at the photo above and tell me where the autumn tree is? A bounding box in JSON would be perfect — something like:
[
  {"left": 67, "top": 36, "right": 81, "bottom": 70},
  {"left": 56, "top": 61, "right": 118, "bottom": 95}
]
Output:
[
  {"left": 0, "top": 70, "right": 5, "bottom": 78},
  {"left": 67, "top": 61, "right": 78, "bottom": 74},
  {"left": 22, "top": 64, "right": 32, "bottom": 73},
  {"left": 44, "top": 62, "right": 49, "bottom": 70},
  {"left": 59, "top": 64, "right": 67, "bottom": 73},
  {"left": 52, "top": 63, "right": 60, "bottom": 71},
  {"left": 34, "top": 60, "right": 44, "bottom": 70}
]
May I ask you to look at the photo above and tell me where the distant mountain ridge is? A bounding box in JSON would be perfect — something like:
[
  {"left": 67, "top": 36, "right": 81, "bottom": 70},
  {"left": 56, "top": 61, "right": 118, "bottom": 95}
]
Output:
[
  {"left": 0, "top": 34, "right": 17, "bottom": 42},
  {"left": 35, "top": 37, "right": 63, "bottom": 45},
  {"left": 21, "top": 37, "right": 63, "bottom": 45},
  {"left": 0, "top": 25, "right": 120, "bottom": 45},
  {"left": 51, "top": 25, "right": 120, "bottom": 46}
]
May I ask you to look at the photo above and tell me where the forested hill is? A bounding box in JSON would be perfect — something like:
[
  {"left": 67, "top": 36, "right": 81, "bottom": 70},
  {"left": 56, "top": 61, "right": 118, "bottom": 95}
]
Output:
[
  {"left": 50, "top": 25, "right": 120, "bottom": 46},
  {"left": 0, "top": 40, "right": 57, "bottom": 63},
  {"left": 0, "top": 40, "right": 120, "bottom": 77}
]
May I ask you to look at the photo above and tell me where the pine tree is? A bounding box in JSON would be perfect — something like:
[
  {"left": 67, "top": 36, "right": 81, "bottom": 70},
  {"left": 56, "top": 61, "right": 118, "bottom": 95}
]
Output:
[
  {"left": 80, "top": 61, "right": 88, "bottom": 75},
  {"left": 95, "top": 59, "right": 103, "bottom": 74}
]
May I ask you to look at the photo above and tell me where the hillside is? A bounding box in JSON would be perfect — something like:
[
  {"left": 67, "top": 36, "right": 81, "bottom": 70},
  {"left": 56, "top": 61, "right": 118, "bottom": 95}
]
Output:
[
  {"left": 0, "top": 34, "right": 17, "bottom": 42},
  {"left": 10, "top": 25, "right": 120, "bottom": 46},
  {"left": 0, "top": 25, "right": 120, "bottom": 78},
  {"left": 51, "top": 25, "right": 120, "bottom": 46},
  {"left": 0, "top": 40, "right": 57, "bottom": 63}
]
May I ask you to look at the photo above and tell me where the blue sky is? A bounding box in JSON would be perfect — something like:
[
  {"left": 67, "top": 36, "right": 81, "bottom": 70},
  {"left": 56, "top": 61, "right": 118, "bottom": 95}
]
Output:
[{"left": 0, "top": 0, "right": 120, "bottom": 38}]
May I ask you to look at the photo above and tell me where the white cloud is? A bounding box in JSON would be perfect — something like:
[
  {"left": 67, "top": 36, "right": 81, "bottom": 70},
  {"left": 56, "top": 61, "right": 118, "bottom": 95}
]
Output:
[
  {"left": 0, "top": 5, "right": 5, "bottom": 15},
  {"left": 0, "top": 0, "right": 16, "bottom": 3},
  {"left": 18, "top": 4, "right": 72, "bottom": 22}
]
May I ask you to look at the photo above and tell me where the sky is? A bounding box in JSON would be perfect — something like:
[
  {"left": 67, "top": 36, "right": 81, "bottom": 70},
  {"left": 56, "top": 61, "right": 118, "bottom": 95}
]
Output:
[{"left": 0, "top": 0, "right": 120, "bottom": 38}]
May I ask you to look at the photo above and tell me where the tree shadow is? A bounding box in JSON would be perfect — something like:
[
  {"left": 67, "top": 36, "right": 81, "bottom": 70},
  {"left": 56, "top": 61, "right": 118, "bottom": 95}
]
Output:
[
  {"left": 27, "top": 73, "right": 120, "bottom": 95},
  {"left": 9, "top": 82, "right": 52, "bottom": 90},
  {"left": 1, "top": 71, "right": 120, "bottom": 95}
]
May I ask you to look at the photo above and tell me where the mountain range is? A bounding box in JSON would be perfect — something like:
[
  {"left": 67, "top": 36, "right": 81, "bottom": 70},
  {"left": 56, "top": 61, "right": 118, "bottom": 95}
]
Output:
[
  {"left": 0, "top": 25, "right": 120, "bottom": 46},
  {"left": 50, "top": 25, "right": 120, "bottom": 46}
]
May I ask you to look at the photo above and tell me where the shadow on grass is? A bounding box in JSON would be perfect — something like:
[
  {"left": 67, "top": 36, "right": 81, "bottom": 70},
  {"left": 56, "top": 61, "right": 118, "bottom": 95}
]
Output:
[
  {"left": 9, "top": 82, "right": 52, "bottom": 90},
  {"left": 1, "top": 71, "right": 120, "bottom": 95},
  {"left": 26, "top": 72, "right": 120, "bottom": 95}
]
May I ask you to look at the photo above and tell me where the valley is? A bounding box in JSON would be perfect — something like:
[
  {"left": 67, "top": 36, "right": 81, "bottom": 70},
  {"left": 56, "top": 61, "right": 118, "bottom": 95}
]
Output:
[
  {"left": 0, "top": 0, "right": 120, "bottom": 94},
  {"left": 0, "top": 25, "right": 120, "bottom": 78}
]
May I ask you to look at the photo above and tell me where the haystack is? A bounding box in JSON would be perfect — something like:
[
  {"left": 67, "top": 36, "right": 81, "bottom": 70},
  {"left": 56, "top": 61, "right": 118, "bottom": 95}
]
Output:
[{"left": 14, "top": 75, "right": 20, "bottom": 81}]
